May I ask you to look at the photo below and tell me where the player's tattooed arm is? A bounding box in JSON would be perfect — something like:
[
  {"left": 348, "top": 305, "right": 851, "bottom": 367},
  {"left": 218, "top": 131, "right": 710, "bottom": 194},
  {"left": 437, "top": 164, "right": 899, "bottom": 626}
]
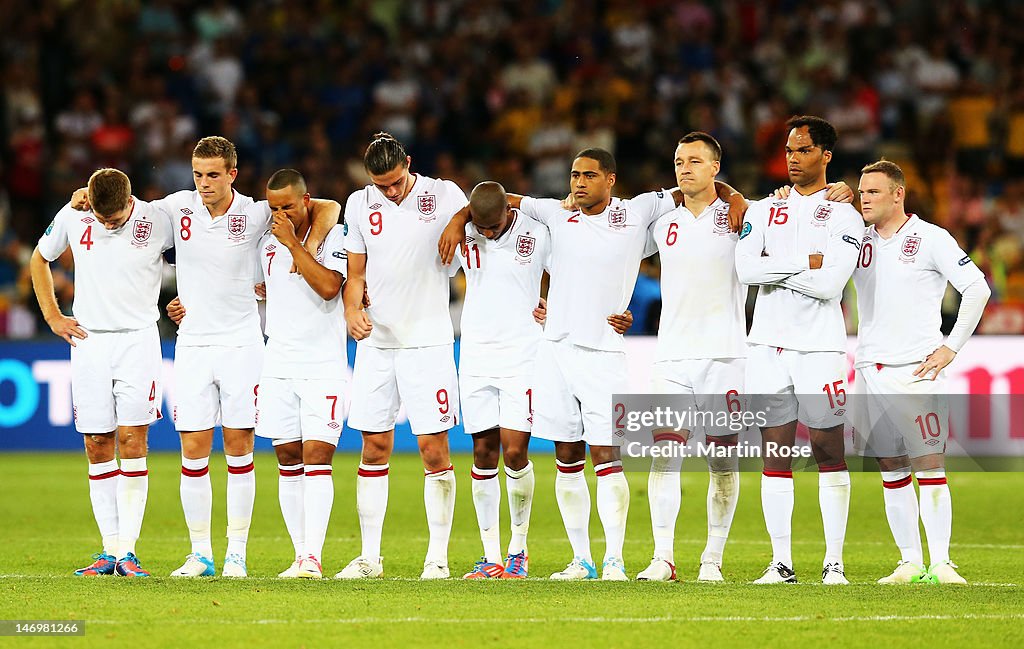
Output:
[
  {"left": 343, "top": 252, "right": 373, "bottom": 340},
  {"left": 607, "top": 309, "right": 634, "bottom": 335},
  {"left": 713, "top": 181, "right": 748, "bottom": 233},
  {"left": 166, "top": 296, "right": 186, "bottom": 325},
  {"left": 30, "top": 248, "right": 88, "bottom": 346}
]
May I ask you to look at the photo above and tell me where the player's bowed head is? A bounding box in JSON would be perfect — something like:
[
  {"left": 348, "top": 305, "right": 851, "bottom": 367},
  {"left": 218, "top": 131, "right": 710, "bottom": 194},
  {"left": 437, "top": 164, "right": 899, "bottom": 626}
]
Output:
[{"left": 469, "top": 181, "right": 513, "bottom": 241}]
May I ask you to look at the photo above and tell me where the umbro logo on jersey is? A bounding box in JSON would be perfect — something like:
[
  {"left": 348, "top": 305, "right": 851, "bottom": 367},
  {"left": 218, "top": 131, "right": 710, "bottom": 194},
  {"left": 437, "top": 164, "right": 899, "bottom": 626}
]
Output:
[
  {"left": 608, "top": 208, "right": 627, "bottom": 229},
  {"left": 369, "top": 203, "right": 382, "bottom": 210},
  {"left": 81, "top": 216, "right": 95, "bottom": 224},
  {"left": 265, "top": 243, "right": 277, "bottom": 252},
  {"left": 180, "top": 208, "right": 193, "bottom": 215}
]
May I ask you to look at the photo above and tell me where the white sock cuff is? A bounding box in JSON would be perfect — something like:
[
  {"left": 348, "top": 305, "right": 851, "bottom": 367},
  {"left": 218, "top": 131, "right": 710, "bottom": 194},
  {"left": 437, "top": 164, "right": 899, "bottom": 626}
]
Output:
[
  {"left": 358, "top": 463, "right": 389, "bottom": 477},
  {"left": 761, "top": 474, "right": 794, "bottom": 491},
  {"left": 226, "top": 452, "right": 254, "bottom": 467},
  {"left": 881, "top": 469, "right": 912, "bottom": 482},
  {"left": 305, "top": 464, "right": 333, "bottom": 477},
  {"left": 471, "top": 465, "right": 499, "bottom": 479},
  {"left": 89, "top": 459, "right": 119, "bottom": 477},
  {"left": 425, "top": 464, "right": 454, "bottom": 478},
  {"left": 505, "top": 461, "right": 534, "bottom": 479},
  {"left": 278, "top": 463, "right": 304, "bottom": 476},
  {"left": 594, "top": 460, "right": 624, "bottom": 477},
  {"left": 182, "top": 455, "right": 210, "bottom": 471},
  {"left": 120, "top": 457, "right": 147, "bottom": 474},
  {"left": 819, "top": 470, "right": 851, "bottom": 487},
  {"left": 555, "top": 459, "right": 586, "bottom": 473},
  {"left": 915, "top": 468, "right": 946, "bottom": 480}
]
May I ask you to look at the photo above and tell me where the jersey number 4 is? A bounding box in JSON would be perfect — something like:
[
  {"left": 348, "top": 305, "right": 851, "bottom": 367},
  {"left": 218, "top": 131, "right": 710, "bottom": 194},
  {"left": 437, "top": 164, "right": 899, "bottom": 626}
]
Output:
[{"left": 80, "top": 226, "right": 94, "bottom": 250}]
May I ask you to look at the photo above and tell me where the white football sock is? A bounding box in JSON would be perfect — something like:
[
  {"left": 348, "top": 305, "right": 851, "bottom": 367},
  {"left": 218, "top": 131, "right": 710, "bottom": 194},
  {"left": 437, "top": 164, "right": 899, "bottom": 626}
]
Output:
[
  {"left": 917, "top": 469, "right": 952, "bottom": 564},
  {"left": 424, "top": 465, "right": 456, "bottom": 564},
  {"left": 278, "top": 463, "right": 305, "bottom": 558},
  {"left": 819, "top": 463, "right": 851, "bottom": 566},
  {"left": 647, "top": 468, "right": 680, "bottom": 564},
  {"left": 505, "top": 461, "right": 535, "bottom": 556},
  {"left": 303, "top": 465, "right": 334, "bottom": 561},
  {"left": 761, "top": 471, "right": 794, "bottom": 567},
  {"left": 881, "top": 469, "right": 923, "bottom": 564},
  {"left": 702, "top": 467, "right": 740, "bottom": 565},
  {"left": 595, "top": 461, "right": 629, "bottom": 563},
  {"left": 87, "top": 459, "right": 120, "bottom": 556},
  {"left": 117, "top": 457, "right": 149, "bottom": 558},
  {"left": 356, "top": 463, "right": 389, "bottom": 559},
  {"left": 225, "top": 452, "right": 255, "bottom": 557},
  {"left": 555, "top": 459, "right": 592, "bottom": 563},
  {"left": 471, "top": 466, "right": 502, "bottom": 564},
  {"left": 180, "top": 455, "right": 213, "bottom": 558}
]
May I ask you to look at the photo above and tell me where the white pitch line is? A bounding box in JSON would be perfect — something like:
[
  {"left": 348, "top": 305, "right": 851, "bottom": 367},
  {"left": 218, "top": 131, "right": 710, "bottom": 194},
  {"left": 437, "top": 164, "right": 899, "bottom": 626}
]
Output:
[{"left": 84, "top": 613, "right": 1024, "bottom": 625}]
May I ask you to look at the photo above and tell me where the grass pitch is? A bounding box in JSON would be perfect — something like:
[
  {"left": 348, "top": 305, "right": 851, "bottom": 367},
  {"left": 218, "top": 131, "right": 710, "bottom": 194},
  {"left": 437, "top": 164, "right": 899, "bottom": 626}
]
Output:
[{"left": 0, "top": 452, "right": 1021, "bottom": 648}]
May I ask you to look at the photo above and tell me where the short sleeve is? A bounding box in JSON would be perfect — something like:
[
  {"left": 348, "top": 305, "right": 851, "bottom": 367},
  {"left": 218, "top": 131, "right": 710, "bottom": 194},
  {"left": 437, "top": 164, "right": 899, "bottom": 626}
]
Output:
[
  {"left": 444, "top": 180, "right": 469, "bottom": 212},
  {"left": 343, "top": 193, "right": 366, "bottom": 254},
  {"left": 321, "top": 225, "right": 348, "bottom": 275},
  {"left": 37, "top": 206, "right": 73, "bottom": 261},
  {"left": 253, "top": 200, "right": 272, "bottom": 231},
  {"left": 519, "top": 196, "right": 561, "bottom": 226},
  {"left": 629, "top": 190, "right": 677, "bottom": 227}
]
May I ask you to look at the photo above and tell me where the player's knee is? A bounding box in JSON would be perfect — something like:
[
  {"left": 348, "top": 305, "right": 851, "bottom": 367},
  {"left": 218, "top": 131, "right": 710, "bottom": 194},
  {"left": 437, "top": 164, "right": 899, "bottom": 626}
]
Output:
[
  {"left": 274, "top": 443, "right": 303, "bottom": 466},
  {"left": 503, "top": 446, "right": 529, "bottom": 471},
  {"left": 589, "top": 445, "right": 621, "bottom": 466},
  {"left": 117, "top": 428, "right": 148, "bottom": 458},
  {"left": 554, "top": 442, "right": 585, "bottom": 465},
  {"left": 83, "top": 433, "right": 116, "bottom": 462}
]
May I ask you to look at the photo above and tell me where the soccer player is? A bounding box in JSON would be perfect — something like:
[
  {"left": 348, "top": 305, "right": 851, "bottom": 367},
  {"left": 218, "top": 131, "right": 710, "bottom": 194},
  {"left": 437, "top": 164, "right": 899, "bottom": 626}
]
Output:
[
  {"left": 637, "top": 132, "right": 748, "bottom": 582},
  {"left": 453, "top": 181, "right": 634, "bottom": 579},
  {"left": 442, "top": 149, "right": 747, "bottom": 581},
  {"left": 337, "top": 133, "right": 465, "bottom": 580},
  {"left": 75, "top": 136, "right": 339, "bottom": 577},
  {"left": 852, "top": 160, "right": 990, "bottom": 584},
  {"left": 735, "top": 116, "right": 863, "bottom": 585},
  {"left": 252, "top": 169, "right": 348, "bottom": 580},
  {"left": 30, "top": 168, "right": 173, "bottom": 578}
]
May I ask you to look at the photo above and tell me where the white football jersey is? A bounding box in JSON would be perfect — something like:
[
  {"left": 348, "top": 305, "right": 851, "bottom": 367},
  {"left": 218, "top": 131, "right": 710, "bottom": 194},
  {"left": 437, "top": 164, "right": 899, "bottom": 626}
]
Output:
[
  {"left": 454, "top": 209, "right": 549, "bottom": 377},
  {"left": 650, "top": 197, "right": 747, "bottom": 361},
  {"left": 736, "top": 188, "right": 862, "bottom": 352},
  {"left": 344, "top": 174, "right": 468, "bottom": 348},
  {"left": 259, "top": 224, "right": 348, "bottom": 379},
  {"left": 853, "top": 214, "right": 984, "bottom": 366},
  {"left": 153, "top": 189, "right": 270, "bottom": 347},
  {"left": 37, "top": 200, "right": 173, "bottom": 331},
  {"left": 519, "top": 191, "right": 676, "bottom": 352}
]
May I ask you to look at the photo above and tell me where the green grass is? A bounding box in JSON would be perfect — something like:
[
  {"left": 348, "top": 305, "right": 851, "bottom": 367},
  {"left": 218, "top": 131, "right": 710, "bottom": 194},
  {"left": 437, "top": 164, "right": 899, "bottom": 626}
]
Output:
[{"left": 0, "top": 452, "right": 1022, "bottom": 648}]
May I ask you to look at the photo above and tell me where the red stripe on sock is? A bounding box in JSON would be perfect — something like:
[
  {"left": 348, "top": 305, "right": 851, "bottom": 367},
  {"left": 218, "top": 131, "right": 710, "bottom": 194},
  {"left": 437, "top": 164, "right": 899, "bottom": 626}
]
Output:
[
  {"left": 305, "top": 469, "right": 332, "bottom": 477},
  {"left": 471, "top": 470, "right": 498, "bottom": 480},
  {"left": 425, "top": 465, "right": 454, "bottom": 476},
  {"left": 653, "top": 432, "right": 686, "bottom": 444},
  {"left": 595, "top": 465, "right": 623, "bottom": 477},
  {"left": 181, "top": 466, "right": 209, "bottom": 478},
  {"left": 917, "top": 477, "right": 947, "bottom": 486},
  {"left": 357, "top": 467, "right": 389, "bottom": 478},
  {"left": 819, "top": 462, "right": 849, "bottom": 473},
  {"left": 88, "top": 469, "right": 120, "bottom": 481},
  {"left": 556, "top": 463, "right": 585, "bottom": 474},
  {"left": 763, "top": 470, "right": 793, "bottom": 479},
  {"left": 279, "top": 467, "right": 303, "bottom": 477},
  {"left": 120, "top": 470, "right": 148, "bottom": 478},
  {"left": 883, "top": 476, "right": 913, "bottom": 489},
  {"left": 227, "top": 462, "right": 255, "bottom": 475}
]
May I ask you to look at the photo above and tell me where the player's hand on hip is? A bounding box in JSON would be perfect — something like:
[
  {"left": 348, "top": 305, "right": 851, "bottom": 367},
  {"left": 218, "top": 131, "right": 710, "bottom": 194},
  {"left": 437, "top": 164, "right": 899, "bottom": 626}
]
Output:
[
  {"left": 71, "top": 187, "right": 90, "bottom": 211},
  {"left": 772, "top": 185, "right": 792, "bottom": 200},
  {"left": 913, "top": 345, "right": 956, "bottom": 381},
  {"left": 809, "top": 253, "right": 824, "bottom": 269},
  {"left": 346, "top": 308, "right": 373, "bottom": 340},
  {"left": 362, "top": 285, "right": 371, "bottom": 308},
  {"left": 825, "top": 181, "right": 855, "bottom": 203},
  {"left": 533, "top": 297, "right": 547, "bottom": 325},
  {"left": 166, "top": 296, "right": 186, "bottom": 325},
  {"left": 607, "top": 309, "right": 633, "bottom": 335},
  {"left": 438, "top": 218, "right": 467, "bottom": 266},
  {"left": 254, "top": 283, "right": 266, "bottom": 300},
  {"left": 46, "top": 314, "right": 87, "bottom": 346}
]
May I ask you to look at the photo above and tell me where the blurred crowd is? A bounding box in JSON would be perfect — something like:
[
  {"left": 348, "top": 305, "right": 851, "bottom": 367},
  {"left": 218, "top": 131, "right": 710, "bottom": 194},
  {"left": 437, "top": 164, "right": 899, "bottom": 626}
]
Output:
[{"left": 2, "top": 0, "right": 1024, "bottom": 338}]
